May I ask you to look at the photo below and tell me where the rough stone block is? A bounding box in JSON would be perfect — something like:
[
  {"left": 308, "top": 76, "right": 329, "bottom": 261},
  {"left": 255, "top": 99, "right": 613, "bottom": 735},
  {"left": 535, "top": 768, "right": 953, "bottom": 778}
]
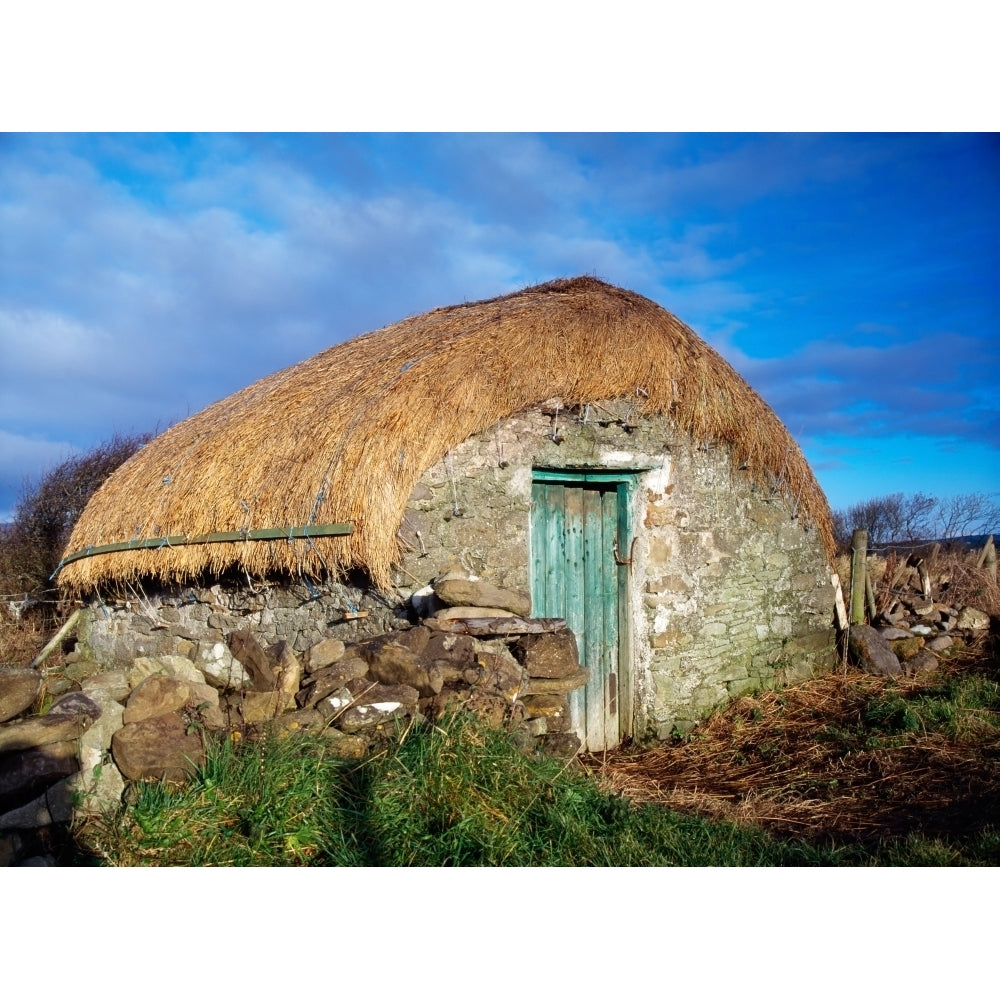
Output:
[
  {"left": 0, "top": 669, "right": 44, "bottom": 724},
  {"left": 513, "top": 629, "right": 580, "bottom": 678},
  {"left": 112, "top": 713, "right": 205, "bottom": 782}
]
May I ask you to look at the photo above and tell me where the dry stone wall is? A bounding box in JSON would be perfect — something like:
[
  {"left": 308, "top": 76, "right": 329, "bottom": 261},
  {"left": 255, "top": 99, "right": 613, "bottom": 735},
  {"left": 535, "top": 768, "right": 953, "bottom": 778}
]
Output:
[{"left": 1, "top": 574, "right": 587, "bottom": 865}]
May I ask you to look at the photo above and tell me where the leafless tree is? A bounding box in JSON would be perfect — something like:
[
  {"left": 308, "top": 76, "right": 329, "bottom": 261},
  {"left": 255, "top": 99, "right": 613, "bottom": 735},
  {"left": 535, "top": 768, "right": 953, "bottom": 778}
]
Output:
[
  {"left": 833, "top": 490, "right": 1000, "bottom": 550},
  {"left": 933, "top": 493, "right": 1000, "bottom": 540}
]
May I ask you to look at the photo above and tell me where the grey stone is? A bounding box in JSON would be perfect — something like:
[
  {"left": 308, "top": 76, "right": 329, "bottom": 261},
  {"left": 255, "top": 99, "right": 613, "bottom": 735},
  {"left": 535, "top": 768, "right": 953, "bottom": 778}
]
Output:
[
  {"left": 878, "top": 627, "right": 914, "bottom": 640},
  {"left": 130, "top": 654, "right": 205, "bottom": 688},
  {"left": 0, "top": 789, "right": 62, "bottom": 830},
  {"left": 847, "top": 625, "right": 901, "bottom": 677},
  {"left": 905, "top": 649, "right": 939, "bottom": 676},
  {"left": 355, "top": 683, "right": 420, "bottom": 710},
  {"left": 337, "top": 701, "right": 409, "bottom": 733},
  {"left": 79, "top": 687, "right": 125, "bottom": 754},
  {"left": 956, "top": 606, "right": 990, "bottom": 630},
  {"left": 316, "top": 688, "right": 357, "bottom": 721},
  {"left": 195, "top": 642, "right": 252, "bottom": 691},
  {"left": 433, "top": 606, "right": 515, "bottom": 620},
  {"left": 297, "top": 660, "right": 370, "bottom": 709}
]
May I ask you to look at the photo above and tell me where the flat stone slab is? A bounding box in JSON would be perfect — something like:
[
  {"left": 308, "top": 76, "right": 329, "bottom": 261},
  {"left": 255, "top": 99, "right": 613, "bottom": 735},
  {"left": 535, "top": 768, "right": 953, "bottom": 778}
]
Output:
[
  {"left": 524, "top": 670, "right": 589, "bottom": 695},
  {"left": 433, "top": 577, "right": 531, "bottom": 617},
  {"left": 0, "top": 693, "right": 101, "bottom": 753},
  {"left": 0, "top": 741, "right": 80, "bottom": 812}
]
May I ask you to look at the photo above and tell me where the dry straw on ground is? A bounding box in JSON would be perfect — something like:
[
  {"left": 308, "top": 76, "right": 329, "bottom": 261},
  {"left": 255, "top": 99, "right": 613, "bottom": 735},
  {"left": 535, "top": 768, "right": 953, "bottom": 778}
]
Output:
[
  {"left": 586, "top": 642, "right": 999, "bottom": 844},
  {"left": 59, "top": 277, "right": 833, "bottom": 594}
]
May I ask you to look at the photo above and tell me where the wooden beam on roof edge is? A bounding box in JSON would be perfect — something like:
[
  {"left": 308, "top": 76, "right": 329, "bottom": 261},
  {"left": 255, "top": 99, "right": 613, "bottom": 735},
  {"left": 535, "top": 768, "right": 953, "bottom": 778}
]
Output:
[{"left": 57, "top": 523, "right": 354, "bottom": 571}]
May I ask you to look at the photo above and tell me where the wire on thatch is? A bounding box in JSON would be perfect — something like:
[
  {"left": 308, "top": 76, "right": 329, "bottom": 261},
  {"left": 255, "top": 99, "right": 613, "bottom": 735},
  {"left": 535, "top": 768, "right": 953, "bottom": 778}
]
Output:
[{"left": 58, "top": 276, "right": 834, "bottom": 595}]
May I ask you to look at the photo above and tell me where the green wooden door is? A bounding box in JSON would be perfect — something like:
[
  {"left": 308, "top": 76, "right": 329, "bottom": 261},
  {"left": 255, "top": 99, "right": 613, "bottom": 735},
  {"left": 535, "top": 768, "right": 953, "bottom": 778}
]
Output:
[{"left": 531, "top": 472, "right": 633, "bottom": 751}]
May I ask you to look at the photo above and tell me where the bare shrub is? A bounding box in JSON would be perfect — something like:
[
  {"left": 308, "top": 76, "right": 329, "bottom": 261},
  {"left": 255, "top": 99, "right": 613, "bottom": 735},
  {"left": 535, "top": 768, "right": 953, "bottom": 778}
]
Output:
[
  {"left": 1, "top": 432, "right": 153, "bottom": 619},
  {"left": 934, "top": 550, "right": 1000, "bottom": 618}
]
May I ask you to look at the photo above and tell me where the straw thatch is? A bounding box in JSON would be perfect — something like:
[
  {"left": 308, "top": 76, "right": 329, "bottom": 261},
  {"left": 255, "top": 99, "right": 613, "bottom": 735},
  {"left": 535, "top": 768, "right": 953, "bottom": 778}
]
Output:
[{"left": 58, "top": 277, "right": 834, "bottom": 595}]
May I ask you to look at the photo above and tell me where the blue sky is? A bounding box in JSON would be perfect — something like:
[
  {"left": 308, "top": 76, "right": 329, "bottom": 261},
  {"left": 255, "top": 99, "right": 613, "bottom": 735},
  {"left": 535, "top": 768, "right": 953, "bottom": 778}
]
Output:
[{"left": 1, "top": 132, "right": 997, "bottom": 523}]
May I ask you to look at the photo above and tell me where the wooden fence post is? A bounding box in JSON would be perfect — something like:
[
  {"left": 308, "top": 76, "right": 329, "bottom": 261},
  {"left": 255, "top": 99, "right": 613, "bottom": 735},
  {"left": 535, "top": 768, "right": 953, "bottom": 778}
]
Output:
[
  {"left": 865, "top": 564, "right": 877, "bottom": 622},
  {"left": 978, "top": 535, "right": 996, "bottom": 580},
  {"left": 850, "top": 528, "right": 868, "bottom": 625}
]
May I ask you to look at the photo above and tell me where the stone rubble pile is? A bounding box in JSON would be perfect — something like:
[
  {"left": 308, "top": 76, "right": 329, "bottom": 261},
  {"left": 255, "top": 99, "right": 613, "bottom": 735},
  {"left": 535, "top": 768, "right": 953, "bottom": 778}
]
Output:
[
  {"left": 1, "top": 571, "right": 586, "bottom": 865},
  {"left": 846, "top": 553, "right": 993, "bottom": 677}
]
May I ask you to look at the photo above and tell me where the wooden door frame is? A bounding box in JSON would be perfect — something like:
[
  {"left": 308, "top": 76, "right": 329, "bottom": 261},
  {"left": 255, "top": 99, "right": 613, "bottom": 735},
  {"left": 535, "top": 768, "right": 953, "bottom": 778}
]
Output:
[{"left": 530, "top": 468, "right": 639, "bottom": 747}]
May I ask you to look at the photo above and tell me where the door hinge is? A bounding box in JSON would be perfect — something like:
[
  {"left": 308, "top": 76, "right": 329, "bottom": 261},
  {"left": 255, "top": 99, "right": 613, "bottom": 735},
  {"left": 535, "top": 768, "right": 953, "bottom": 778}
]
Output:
[{"left": 613, "top": 535, "right": 636, "bottom": 567}]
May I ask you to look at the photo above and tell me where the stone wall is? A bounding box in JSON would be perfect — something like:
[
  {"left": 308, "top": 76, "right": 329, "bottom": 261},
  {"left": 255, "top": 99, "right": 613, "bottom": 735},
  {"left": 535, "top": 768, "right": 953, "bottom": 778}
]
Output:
[
  {"left": 1, "top": 574, "right": 589, "bottom": 865},
  {"left": 396, "top": 400, "right": 837, "bottom": 739},
  {"left": 76, "top": 398, "right": 838, "bottom": 743}
]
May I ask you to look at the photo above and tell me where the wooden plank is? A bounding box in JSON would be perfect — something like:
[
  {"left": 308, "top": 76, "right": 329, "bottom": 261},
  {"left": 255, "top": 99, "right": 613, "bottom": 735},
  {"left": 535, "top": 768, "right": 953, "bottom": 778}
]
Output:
[
  {"left": 850, "top": 529, "right": 868, "bottom": 625},
  {"left": 28, "top": 609, "right": 82, "bottom": 669},
  {"left": 563, "top": 487, "right": 586, "bottom": 741},
  {"left": 545, "top": 484, "right": 565, "bottom": 620},
  {"left": 530, "top": 482, "right": 548, "bottom": 620},
  {"left": 831, "top": 573, "right": 849, "bottom": 631},
  {"left": 582, "top": 487, "right": 604, "bottom": 747},
  {"left": 427, "top": 616, "right": 568, "bottom": 635},
  {"left": 602, "top": 487, "right": 620, "bottom": 721},
  {"left": 615, "top": 481, "right": 632, "bottom": 740}
]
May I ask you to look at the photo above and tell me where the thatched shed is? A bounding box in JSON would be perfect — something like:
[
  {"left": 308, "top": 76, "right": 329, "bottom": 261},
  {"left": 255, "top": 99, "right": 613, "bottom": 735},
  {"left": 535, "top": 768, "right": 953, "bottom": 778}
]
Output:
[{"left": 61, "top": 277, "right": 839, "bottom": 747}]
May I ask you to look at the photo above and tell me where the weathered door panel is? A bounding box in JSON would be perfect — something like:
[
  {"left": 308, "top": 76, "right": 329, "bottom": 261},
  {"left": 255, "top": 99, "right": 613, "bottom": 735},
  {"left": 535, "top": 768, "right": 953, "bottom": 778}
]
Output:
[{"left": 531, "top": 474, "right": 632, "bottom": 751}]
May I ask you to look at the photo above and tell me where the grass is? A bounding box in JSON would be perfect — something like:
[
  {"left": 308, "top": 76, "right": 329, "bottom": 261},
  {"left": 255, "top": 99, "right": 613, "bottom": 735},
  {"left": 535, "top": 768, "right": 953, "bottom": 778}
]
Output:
[
  {"left": 17, "top": 550, "right": 998, "bottom": 867},
  {"left": 77, "top": 714, "right": 843, "bottom": 866},
  {"left": 593, "top": 640, "right": 1000, "bottom": 863},
  {"left": 74, "top": 644, "right": 999, "bottom": 866}
]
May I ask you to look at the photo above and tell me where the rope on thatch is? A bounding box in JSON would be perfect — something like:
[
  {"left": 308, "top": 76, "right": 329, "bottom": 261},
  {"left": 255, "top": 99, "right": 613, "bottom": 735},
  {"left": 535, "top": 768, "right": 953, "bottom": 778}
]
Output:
[{"left": 58, "top": 276, "right": 835, "bottom": 594}]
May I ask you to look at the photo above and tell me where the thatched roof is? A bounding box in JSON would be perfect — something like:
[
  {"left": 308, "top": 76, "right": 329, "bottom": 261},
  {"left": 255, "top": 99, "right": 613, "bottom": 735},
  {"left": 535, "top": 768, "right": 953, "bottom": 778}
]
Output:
[{"left": 58, "top": 277, "right": 834, "bottom": 594}]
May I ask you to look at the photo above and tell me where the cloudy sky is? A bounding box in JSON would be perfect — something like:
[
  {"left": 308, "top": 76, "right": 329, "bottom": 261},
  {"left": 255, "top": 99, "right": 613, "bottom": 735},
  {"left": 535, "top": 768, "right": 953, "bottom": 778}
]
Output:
[{"left": 0, "top": 132, "right": 997, "bottom": 523}]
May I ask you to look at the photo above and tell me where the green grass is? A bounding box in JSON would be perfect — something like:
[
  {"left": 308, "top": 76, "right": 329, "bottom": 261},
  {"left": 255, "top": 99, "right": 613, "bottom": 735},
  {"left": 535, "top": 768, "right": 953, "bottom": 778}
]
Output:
[
  {"left": 75, "top": 707, "right": 997, "bottom": 867},
  {"left": 856, "top": 668, "right": 1000, "bottom": 744}
]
